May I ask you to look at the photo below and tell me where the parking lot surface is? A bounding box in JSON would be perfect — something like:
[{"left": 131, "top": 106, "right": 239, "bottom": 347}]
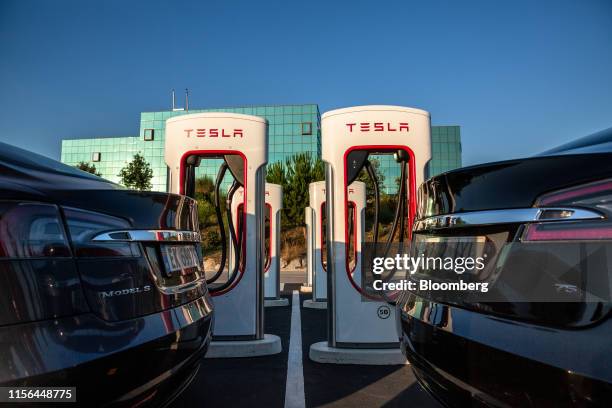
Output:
[{"left": 171, "top": 283, "right": 441, "bottom": 408}]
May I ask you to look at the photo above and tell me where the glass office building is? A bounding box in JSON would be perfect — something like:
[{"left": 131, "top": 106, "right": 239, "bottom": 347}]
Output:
[
  {"left": 61, "top": 104, "right": 320, "bottom": 191},
  {"left": 61, "top": 104, "right": 460, "bottom": 192}
]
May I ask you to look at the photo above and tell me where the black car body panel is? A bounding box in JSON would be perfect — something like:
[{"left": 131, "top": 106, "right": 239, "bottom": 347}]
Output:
[
  {"left": 0, "top": 142, "right": 213, "bottom": 405},
  {"left": 399, "top": 129, "right": 612, "bottom": 407},
  {"left": 0, "top": 296, "right": 213, "bottom": 405},
  {"left": 0, "top": 257, "right": 90, "bottom": 325},
  {"left": 400, "top": 301, "right": 612, "bottom": 407},
  {"left": 419, "top": 153, "right": 612, "bottom": 218},
  {"left": 539, "top": 127, "right": 612, "bottom": 156}
]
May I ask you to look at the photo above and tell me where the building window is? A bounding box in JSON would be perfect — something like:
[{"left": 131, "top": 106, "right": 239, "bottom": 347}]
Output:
[
  {"left": 92, "top": 152, "right": 101, "bottom": 162},
  {"left": 144, "top": 129, "right": 154, "bottom": 141},
  {"left": 301, "top": 122, "right": 312, "bottom": 135}
]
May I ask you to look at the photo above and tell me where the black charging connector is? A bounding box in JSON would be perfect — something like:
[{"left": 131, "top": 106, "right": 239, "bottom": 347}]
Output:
[
  {"left": 224, "top": 154, "right": 245, "bottom": 187},
  {"left": 185, "top": 155, "right": 202, "bottom": 166},
  {"left": 346, "top": 150, "right": 369, "bottom": 185},
  {"left": 394, "top": 149, "right": 409, "bottom": 163}
]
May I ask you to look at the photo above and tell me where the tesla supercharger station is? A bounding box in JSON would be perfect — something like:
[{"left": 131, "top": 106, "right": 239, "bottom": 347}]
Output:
[
  {"left": 310, "top": 105, "right": 431, "bottom": 365},
  {"left": 229, "top": 183, "right": 287, "bottom": 307},
  {"left": 303, "top": 181, "right": 366, "bottom": 309},
  {"left": 165, "top": 112, "right": 281, "bottom": 358}
]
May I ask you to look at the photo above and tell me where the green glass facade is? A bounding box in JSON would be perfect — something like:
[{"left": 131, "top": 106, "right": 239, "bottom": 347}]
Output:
[
  {"left": 60, "top": 104, "right": 460, "bottom": 193},
  {"left": 429, "top": 125, "right": 462, "bottom": 177},
  {"left": 61, "top": 104, "right": 320, "bottom": 191}
]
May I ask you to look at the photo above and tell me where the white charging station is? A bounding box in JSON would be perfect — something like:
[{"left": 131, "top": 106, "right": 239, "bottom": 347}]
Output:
[
  {"left": 309, "top": 105, "right": 431, "bottom": 365},
  {"left": 165, "top": 112, "right": 281, "bottom": 358},
  {"left": 229, "top": 183, "right": 287, "bottom": 307},
  {"left": 304, "top": 181, "right": 365, "bottom": 310}
]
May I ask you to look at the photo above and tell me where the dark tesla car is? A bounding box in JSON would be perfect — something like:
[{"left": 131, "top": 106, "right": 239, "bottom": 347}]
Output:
[
  {"left": 398, "top": 128, "right": 612, "bottom": 407},
  {"left": 0, "top": 142, "right": 213, "bottom": 406}
]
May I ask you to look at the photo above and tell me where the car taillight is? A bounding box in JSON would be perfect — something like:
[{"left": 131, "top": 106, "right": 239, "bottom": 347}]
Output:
[
  {"left": 0, "top": 201, "right": 71, "bottom": 258},
  {"left": 63, "top": 207, "right": 141, "bottom": 257},
  {"left": 523, "top": 179, "right": 612, "bottom": 241}
]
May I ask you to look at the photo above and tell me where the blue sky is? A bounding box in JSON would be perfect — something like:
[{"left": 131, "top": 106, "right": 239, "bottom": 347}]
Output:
[{"left": 0, "top": 0, "right": 611, "bottom": 166}]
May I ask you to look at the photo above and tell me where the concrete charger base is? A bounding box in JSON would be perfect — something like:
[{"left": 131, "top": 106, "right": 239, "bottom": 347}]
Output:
[
  {"left": 205, "top": 334, "right": 282, "bottom": 358},
  {"left": 264, "top": 298, "right": 289, "bottom": 307},
  {"left": 309, "top": 341, "right": 408, "bottom": 365},
  {"left": 302, "top": 299, "right": 327, "bottom": 309}
]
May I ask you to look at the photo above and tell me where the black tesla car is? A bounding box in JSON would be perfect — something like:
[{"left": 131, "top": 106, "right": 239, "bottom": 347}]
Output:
[
  {"left": 0, "top": 142, "right": 213, "bottom": 406},
  {"left": 398, "top": 128, "right": 612, "bottom": 406}
]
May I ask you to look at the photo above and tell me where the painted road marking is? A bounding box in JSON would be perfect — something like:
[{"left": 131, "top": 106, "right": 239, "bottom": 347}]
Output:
[{"left": 284, "top": 290, "right": 305, "bottom": 408}]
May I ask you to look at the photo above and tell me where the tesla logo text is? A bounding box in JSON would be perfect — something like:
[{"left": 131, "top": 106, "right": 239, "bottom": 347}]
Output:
[
  {"left": 184, "top": 128, "right": 244, "bottom": 138},
  {"left": 346, "top": 122, "right": 409, "bottom": 132},
  {"left": 100, "top": 285, "right": 152, "bottom": 298}
]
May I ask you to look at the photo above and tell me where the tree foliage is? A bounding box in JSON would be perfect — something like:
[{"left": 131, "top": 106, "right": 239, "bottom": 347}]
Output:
[
  {"left": 355, "top": 159, "right": 400, "bottom": 232},
  {"left": 195, "top": 174, "right": 215, "bottom": 196},
  {"left": 266, "top": 161, "right": 286, "bottom": 186},
  {"left": 356, "top": 158, "right": 385, "bottom": 199},
  {"left": 193, "top": 175, "right": 228, "bottom": 229},
  {"left": 75, "top": 161, "right": 101, "bottom": 176},
  {"left": 266, "top": 153, "right": 324, "bottom": 227},
  {"left": 118, "top": 153, "right": 153, "bottom": 190}
]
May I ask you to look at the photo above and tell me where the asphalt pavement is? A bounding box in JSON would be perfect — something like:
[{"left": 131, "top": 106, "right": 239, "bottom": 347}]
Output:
[{"left": 171, "top": 278, "right": 441, "bottom": 408}]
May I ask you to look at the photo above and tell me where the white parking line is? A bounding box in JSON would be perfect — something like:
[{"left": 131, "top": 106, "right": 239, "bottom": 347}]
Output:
[{"left": 284, "top": 290, "right": 306, "bottom": 408}]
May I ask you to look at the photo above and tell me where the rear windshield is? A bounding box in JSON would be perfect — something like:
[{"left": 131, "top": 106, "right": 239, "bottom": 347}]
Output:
[{"left": 539, "top": 127, "right": 612, "bottom": 156}]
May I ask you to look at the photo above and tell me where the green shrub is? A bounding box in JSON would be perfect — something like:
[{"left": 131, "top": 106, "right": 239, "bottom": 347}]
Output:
[{"left": 202, "top": 228, "right": 222, "bottom": 250}]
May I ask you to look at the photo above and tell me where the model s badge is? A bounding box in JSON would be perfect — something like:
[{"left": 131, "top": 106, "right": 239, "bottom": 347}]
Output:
[{"left": 100, "top": 285, "right": 152, "bottom": 298}]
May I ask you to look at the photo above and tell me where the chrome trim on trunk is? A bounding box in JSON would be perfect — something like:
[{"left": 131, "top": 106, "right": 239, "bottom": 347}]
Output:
[
  {"left": 414, "top": 207, "right": 604, "bottom": 231},
  {"left": 92, "top": 230, "right": 201, "bottom": 242}
]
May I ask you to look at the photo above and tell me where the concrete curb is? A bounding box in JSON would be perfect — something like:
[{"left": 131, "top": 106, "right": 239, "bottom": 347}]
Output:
[
  {"left": 309, "top": 341, "right": 408, "bottom": 365},
  {"left": 302, "top": 299, "right": 327, "bottom": 309},
  {"left": 205, "top": 334, "right": 282, "bottom": 358},
  {"left": 265, "top": 298, "right": 290, "bottom": 307}
]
